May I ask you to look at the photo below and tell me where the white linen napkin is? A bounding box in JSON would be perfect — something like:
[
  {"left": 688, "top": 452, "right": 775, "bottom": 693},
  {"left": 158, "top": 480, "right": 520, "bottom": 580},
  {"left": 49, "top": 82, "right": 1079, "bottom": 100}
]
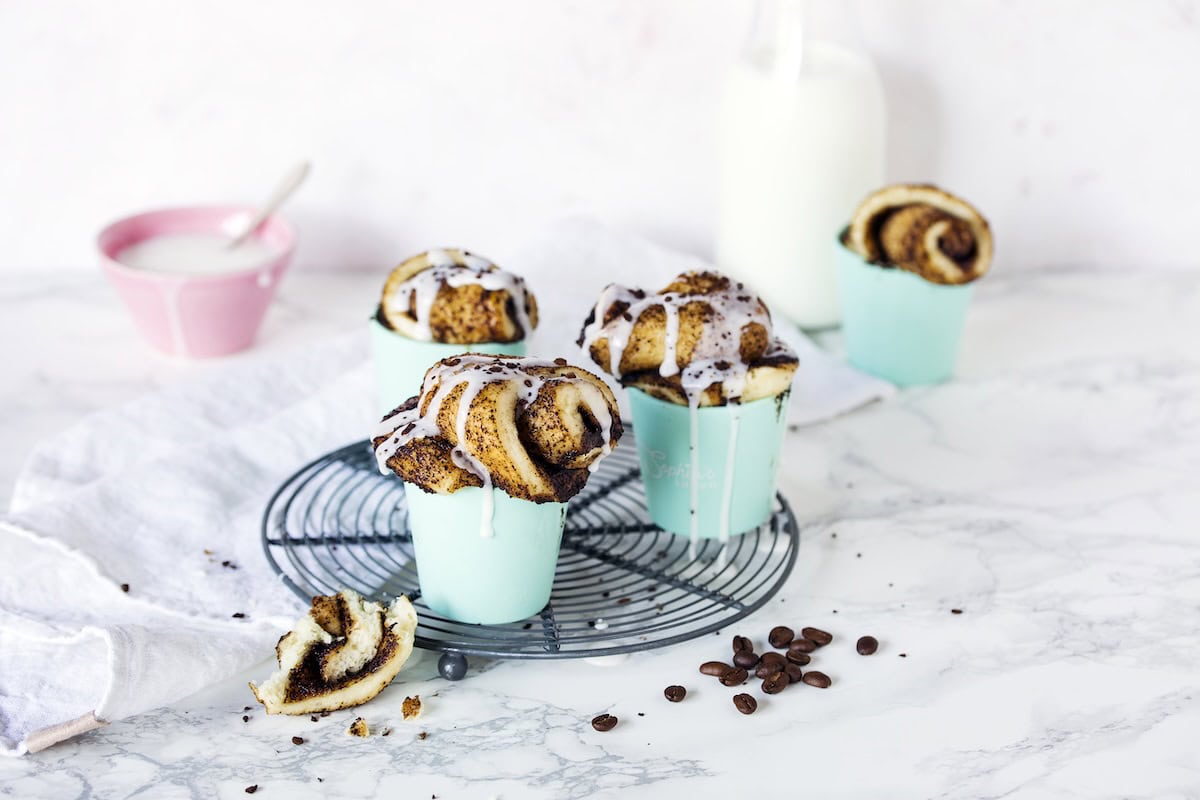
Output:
[{"left": 0, "top": 220, "right": 892, "bottom": 755}]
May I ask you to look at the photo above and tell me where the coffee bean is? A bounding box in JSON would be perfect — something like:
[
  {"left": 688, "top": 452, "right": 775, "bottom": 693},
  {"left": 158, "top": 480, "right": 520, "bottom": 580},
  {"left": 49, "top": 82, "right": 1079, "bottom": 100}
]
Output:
[
  {"left": 759, "top": 651, "right": 786, "bottom": 670},
  {"left": 733, "top": 650, "right": 759, "bottom": 669},
  {"left": 801, "top": 670, "right": 831, "bottom": 689},
  {"left": 720, "top": 667, "right": 749, "bottom": 686},
  {"left": 755, "top": 661, "right": 781, "bottom": 679},
  {"left": 732, "top": 635, "right": 752, "bottom": 653},
  {"left": 784, "top": 663, "right": 804, "bottom": 683},
  {"left": 762, "top": 671, "right": 789, "bottom": 694},
  {"left": 733, "top": 693, "right": 757, "bottom": 715},
  {"left": 768, "top": 626, "right": 794, "bottom": 648},
  {"left": 700, "top": 661, "right": 732, "bottom": 676},
  {"left": 801, "top": 627, "right": 833, "bottom": 646},
  {"left": 591, "top": 713, "right": 618, "bottom": 731},
  {"left": 785, "top": 650, "right": 811, "bottom": 666},
  {"left": 856, "top": 635, "right": 879, "bottom": 655},
  {"left": 664, "top": 685, "right": 686, "bottom": 702},
  {"left": 789, "top": 638, "right": 817, "bottom": 654}
]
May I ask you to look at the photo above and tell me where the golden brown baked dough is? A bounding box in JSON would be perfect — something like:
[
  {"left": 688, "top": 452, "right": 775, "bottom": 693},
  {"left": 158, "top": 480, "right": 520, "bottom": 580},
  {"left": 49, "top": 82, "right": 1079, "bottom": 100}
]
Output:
[
  {"left": 379, "top": 248, "right": 538, "bottom": 343},
  {"left": 845, "top": 184, "right": 993, "bottom": 285},
  {"left": 373, "top": 355, "right": 623, "bottom": 502},
  {"left": 578, "top": 271, "right": 798, "bottom": 407}
]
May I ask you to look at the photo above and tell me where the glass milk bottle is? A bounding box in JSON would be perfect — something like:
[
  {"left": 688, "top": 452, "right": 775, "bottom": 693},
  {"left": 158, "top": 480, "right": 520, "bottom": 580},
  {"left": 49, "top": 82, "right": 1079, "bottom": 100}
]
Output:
[{"left": 716, "top": 0, "right": 886, "bottom": 329}]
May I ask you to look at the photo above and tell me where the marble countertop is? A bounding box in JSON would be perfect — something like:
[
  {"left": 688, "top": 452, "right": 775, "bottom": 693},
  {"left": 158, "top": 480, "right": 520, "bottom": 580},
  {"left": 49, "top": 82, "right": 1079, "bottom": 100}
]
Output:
[{"left": 2, "top": 266, "right": 1198, "bottom": 798}]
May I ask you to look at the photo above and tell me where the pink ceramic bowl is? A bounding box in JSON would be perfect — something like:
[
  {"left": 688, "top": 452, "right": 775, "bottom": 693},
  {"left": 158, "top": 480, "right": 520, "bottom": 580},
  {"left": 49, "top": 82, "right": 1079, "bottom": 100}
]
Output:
[{"left": 98, "top": 206, "right": 296, "bottom": 358}]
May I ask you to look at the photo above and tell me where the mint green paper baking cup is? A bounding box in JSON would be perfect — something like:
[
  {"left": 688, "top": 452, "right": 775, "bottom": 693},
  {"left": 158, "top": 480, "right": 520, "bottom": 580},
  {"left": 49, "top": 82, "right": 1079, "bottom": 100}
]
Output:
[
  {"left": 835, "top": 239, "right": 973, "bottom": 386},
  {"left": 369, "top": 317, "right": 525, "bottom": 417},
  {"left": 405, "top": 485, "right": 567, "bottom": 624},
  {"left": 627, "top": 388, "right": 789, "bottom": 540}
]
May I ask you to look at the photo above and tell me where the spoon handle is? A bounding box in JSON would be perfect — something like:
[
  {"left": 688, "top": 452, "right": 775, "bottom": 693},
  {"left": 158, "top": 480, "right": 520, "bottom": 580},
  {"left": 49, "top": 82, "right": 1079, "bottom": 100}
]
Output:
[{"left": 228, "top": 161, "right": 311, "bottom": 249}]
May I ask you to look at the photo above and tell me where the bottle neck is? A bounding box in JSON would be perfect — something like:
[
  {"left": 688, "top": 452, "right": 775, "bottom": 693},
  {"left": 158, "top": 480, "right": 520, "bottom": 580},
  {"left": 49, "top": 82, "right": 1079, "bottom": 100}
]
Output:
[{"left": 742, "top": 0, "right": 867, "bottom": 78}]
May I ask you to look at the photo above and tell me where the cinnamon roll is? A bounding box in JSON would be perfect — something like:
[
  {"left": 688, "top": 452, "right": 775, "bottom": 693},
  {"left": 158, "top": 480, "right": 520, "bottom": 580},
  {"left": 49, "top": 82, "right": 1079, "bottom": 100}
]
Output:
[
  {"left": 845, "top": 184, "right": 993, "bottom": 285},
  {"left": 577, "top": 271, "right": 798, "bottom": 407},
  {"left": 373, "top": 355, "right": 622, "bottom": 503},
  {"left": 250, "top": 590, "right": 417, "bottom": 715},
  {"left": 378, "top": 248, "right": 538, "bottom": 343}
]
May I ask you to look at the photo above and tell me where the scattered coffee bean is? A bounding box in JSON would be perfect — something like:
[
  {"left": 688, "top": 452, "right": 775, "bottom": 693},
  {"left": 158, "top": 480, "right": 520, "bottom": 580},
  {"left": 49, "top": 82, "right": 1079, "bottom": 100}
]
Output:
[
  {"left": 733, "top": 650, "right": 759, "bottom": 669},
  {"left": 801, "top": 670, "right": 832, "bottom": 689},
  {"left": 755, "top": 661, "right": 781, "bottom": 679},
  {"left": 720, "top": 667, "right": 749, "bottom": 686},
  {"left": 762, "top": 671, "right": 789, "bottom": 695},
  {"left": 759, "top": 652, "right": 786, "bottom": 670},
  {"left": 664, "top": 685, "right": 686, "bottom": 702},
  {"left": 732, "top": 635, "right": 753, "bottom": 654},
  {"left": 951, "top": 609, "right": 963, "bottom": 615},
  {"left": 784, "top": 663, "right": 804, "bottom": 683},
  {"left": 768, "top": 626, "right": 794, "bottom": 648},
  {"left": 292, "top": 736, "right": 304, "bottom": 745},
  {"left": 245, "top": 786, "right": 258, "bottom": 795},
  {"left": 789, "top": 637, "right": 817, "bottom": 654},
  {"left": 232, "top": 612, "right": 246, "bottom": 619},
  {"left": 120, "top": 583, "right": 129, "bottom": 593},
  {"left": 801, "top": 627, "right": 833, "bottom": 646},
  {"left": 856, "top": 635, "right": 879, "bottom": 655},
  {"left": 785, "top": 650, "right": 811, "bottom": 666},
  {"left": 733, "top": 693, "right": 758, "bottom": 715},
  {"left": 591, "top": 714, "right": 618, "bottom": 732},
  {"left": 700, "top": 661, "right": 732, "bottom": 677}
]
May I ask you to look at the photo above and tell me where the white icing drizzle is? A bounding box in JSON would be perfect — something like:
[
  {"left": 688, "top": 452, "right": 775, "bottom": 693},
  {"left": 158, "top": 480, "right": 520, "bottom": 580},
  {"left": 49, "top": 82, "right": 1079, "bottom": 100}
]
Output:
[
  {"left": 580, "top": 273, "right": 793, "bottom": 553},
  {"left": 161, "top": 279, "right": 187, "bottom": 357},
  {"left": 385, "top": 250, "right": 534, "bottom": 343},
  {"left": 374, "top": 355, "right": 617, "bottom": 537},
  {"left": 717, "top": 403, "right": 742, "bottom": 563}
]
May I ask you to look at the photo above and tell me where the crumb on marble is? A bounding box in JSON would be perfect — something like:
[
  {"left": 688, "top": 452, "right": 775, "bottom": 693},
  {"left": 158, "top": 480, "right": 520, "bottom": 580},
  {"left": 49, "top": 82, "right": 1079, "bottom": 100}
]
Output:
[
  {"left": 348, "top": 717, "right": 369, "bottom": 737},
  {"left": 402, "top": 695, "right": 422, "bottom": 721}
]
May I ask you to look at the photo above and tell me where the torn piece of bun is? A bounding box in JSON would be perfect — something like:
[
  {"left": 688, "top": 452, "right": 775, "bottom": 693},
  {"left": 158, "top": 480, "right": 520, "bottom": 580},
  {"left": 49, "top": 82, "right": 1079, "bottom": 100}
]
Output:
[{"left": 250, "top": 590, "right": 417, "bottom": 715}]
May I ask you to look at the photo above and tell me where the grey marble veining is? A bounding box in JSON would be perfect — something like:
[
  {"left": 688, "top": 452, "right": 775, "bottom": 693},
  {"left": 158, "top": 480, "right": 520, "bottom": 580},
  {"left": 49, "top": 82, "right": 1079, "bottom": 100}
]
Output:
[{"left": 2, "top": 266, "right": 1199, "bottom": 798}]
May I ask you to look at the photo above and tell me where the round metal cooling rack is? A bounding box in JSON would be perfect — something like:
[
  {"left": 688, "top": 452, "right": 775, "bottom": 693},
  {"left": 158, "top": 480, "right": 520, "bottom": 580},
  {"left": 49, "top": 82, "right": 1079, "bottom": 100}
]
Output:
[{"left": 261, "top": 430, "right": 799, "bottom": 674}]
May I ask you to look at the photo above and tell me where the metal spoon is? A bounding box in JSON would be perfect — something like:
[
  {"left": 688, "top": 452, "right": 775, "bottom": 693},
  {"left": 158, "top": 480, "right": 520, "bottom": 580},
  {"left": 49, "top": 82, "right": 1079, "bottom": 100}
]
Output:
[{"left": 227, "top": 161, "right": 311, "bottom": 249}]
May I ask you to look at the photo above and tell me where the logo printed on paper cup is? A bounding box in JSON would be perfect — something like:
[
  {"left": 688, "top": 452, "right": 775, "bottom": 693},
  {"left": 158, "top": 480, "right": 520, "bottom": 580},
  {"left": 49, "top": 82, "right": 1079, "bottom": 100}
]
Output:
[{"left": 647, "top": 450, "right": 718, "bottom": 489}]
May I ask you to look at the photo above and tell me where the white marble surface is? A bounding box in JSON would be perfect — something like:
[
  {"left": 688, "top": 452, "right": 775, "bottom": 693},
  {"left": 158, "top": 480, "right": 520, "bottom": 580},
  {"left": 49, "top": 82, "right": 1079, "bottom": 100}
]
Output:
[{"left": 2, "top": 266, "right": 1199, "bottom": 798}]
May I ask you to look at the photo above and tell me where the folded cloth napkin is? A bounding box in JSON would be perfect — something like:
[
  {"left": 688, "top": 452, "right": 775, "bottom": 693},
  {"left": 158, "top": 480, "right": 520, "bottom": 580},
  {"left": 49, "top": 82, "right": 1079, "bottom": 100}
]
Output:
[{"left": 0, "top": 220, "right": 892, "bottom": 755}]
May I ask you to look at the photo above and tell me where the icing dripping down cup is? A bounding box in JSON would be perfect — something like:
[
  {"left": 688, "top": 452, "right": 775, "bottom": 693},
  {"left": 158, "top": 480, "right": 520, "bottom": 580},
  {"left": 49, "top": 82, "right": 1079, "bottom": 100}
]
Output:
[
  {"left": 628, "top": 388, "right": 789, "bottom": 541},
  {"left": 404, "top": 485, "right": 567, "bottom": 624},
  {"left": 98, "top": 206, "right": 295, "bottom": 358}
]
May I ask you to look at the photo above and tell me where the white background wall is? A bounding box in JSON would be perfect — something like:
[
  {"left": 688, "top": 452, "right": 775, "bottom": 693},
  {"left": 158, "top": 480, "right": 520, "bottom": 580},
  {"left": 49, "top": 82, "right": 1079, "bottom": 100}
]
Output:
[{"left": 2, "top": 0, "right": 1198, "bottom": 274}]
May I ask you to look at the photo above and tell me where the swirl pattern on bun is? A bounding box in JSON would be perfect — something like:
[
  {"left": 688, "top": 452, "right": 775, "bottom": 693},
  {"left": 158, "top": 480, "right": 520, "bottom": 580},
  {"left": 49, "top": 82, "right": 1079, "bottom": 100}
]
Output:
[
  {"left": 373, "top": 355, "right": 622, "bottom": 504},
  {"left": 378, "top": 249, "right": 538, "bottom": 344},
  {"left": 845, "top": 184, "right": 993, "bottom": 285},
  {"left": 250, "top": 590, "right": 417, "bottom": 715},
  {"left": 578, "top": 271, "right": 798, "bottom": 407}
]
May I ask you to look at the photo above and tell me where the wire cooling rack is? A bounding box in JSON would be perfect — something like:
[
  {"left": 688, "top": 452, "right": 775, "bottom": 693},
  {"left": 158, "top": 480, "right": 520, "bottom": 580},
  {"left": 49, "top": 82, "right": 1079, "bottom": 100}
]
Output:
[{"left": 261, "top": 430, "right": 799, "bottom": 667}]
